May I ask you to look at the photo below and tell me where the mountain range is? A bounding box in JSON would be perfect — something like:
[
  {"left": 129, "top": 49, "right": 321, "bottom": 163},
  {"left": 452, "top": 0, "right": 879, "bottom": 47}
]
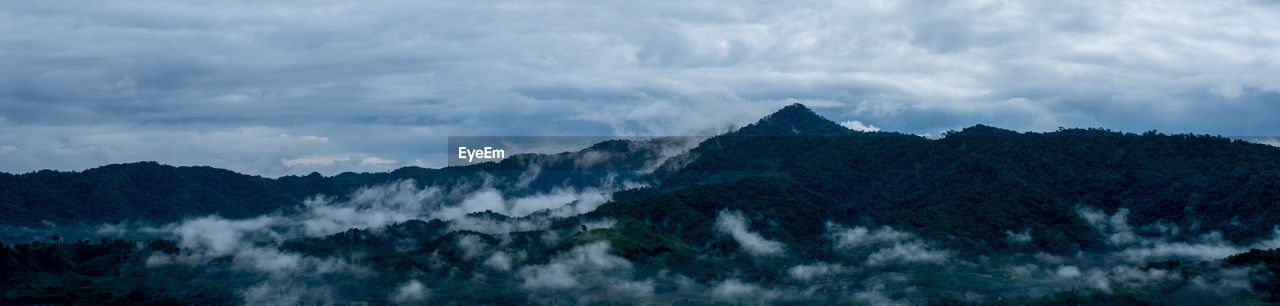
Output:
[{"left": 4, "top": 104, "right": 1280, "bottom": 305}]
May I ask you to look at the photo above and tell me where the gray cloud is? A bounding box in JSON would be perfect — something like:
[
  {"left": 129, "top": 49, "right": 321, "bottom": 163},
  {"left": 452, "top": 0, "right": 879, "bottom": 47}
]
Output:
[
  {"left": 714, "top": 209, "right": 786, "bottom": 256},
  {"left": 709, "top": 279, "right": 782, "bottom": 304},
  {"left": 1075, "top": 205, "right": 1280, "bottom": 263},
  {"left": 1006, "top": 228, "right": 1034, "bottom": 245},
  {"left": 3, "top": 0, "right": 1279, "bottom": 176},
  {"left": 66, "top": 175, "right": 1280, "bottom": 304},
  {"left": 865, "top": 241, "right": 951, "bottom": 266},
  {"left": 483, "top": 251, "right": 515, "bottom": 272},
  {"left": 826, "top": 223, "right": 951, "bottom": 266},
  {"left": 390, "top": 280, "right": 430, "bottom": 304},
  {"left": 516, "top": 241, "right": 655, "bottom": 299},
  {"left": 787, "top": 262, "right": 850, "bottom": 281},
  {"left": 119, "top": 177, "right": 622, "bottom": 303}
]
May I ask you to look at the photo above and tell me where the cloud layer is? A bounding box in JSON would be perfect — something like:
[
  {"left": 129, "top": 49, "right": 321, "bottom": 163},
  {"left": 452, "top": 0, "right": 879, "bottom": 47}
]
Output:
[
  {"left": 2, "top": 0, "right": 1278, "bottom": 176},
  {"left": 48, "top": 176, "right": 1280, "bottom": 304},
  {"left": 715, "top": 209, "right": 786, "bottom": 256}
]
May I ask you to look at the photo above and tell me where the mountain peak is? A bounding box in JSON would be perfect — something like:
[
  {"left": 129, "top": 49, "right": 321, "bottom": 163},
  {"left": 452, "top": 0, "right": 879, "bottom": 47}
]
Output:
[
  {"left": 731, "top": 103, "right": 851, "bottom": 136},
  {"left": 943, "top": 124, "right": 1020, "bottom": 138},
  {"left": 776, "top": 103, "right": 816, "bottom": 115}
]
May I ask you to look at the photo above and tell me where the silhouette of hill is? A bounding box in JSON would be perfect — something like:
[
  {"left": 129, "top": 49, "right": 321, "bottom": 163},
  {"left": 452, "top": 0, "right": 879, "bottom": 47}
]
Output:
[{"left": 5, "top": 104, "right": 1280, "bottom": 304}]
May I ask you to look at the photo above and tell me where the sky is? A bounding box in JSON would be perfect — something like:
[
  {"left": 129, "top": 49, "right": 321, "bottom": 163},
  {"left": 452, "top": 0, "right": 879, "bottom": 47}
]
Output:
[{"left": 1, "top": 0, "right": 1278, "bottom": 177}]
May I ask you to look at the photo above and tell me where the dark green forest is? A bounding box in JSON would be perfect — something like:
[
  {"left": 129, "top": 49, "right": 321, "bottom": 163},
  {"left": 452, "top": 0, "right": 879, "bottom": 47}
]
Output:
[{"left": 4, "top": 104, "right": 1280, "bottom": 304}]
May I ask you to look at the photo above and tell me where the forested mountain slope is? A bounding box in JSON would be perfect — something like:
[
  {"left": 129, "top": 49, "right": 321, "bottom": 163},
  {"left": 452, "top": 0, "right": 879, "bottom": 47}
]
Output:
[{"left": 5, "top": 104, "right": 1280, "bottom": 304}]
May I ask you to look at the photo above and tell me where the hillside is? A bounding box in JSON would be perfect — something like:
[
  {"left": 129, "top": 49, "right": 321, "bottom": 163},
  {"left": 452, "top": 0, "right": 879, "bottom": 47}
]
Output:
[
  {"left": 4, "top": 103, "right": 1280, "bottom": 304},
  {"left": 632, "top": 105, "right": 1280, "bottom": 254},
  {"left": 0, "top": 137, "right": 684, "bottom": 229}
]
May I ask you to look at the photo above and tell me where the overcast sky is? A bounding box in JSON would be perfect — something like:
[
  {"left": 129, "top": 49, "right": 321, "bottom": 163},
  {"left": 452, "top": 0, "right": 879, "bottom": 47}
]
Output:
[{"left": 2, "top": 0, "right": 1278, "bottom": 177}]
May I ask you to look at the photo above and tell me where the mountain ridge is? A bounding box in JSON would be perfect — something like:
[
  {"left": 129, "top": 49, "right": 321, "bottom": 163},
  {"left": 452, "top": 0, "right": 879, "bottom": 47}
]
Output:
[
  {"left": 4, "top": 104, "right": 1277, "bottom": 230},
  {"left": 6, "top": 104, "right": 1280, "bottom": 304}
]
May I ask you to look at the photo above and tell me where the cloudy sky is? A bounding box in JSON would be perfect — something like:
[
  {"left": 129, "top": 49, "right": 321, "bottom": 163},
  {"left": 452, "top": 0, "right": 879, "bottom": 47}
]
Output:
[{"left": 1, "top": 0, "right": 1278, "bottom": 177}]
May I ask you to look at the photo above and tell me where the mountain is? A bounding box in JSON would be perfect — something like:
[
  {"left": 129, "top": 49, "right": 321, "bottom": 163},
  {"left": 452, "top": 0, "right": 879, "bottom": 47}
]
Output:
[
  {"left": 637, "top": 112, "right": 1280, "bottom": 253},
  {"left": 0, "top": 137, "right": 689, "bottom": 229},
  {"left": 5, "top": 104, "right": 1280, "bottom": 304},
  {"left": 0, "top": 162, "right": 297, "bottom": 227},
  {"left": 729, "top": 103, "right": 852, "bottom": 136}
]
